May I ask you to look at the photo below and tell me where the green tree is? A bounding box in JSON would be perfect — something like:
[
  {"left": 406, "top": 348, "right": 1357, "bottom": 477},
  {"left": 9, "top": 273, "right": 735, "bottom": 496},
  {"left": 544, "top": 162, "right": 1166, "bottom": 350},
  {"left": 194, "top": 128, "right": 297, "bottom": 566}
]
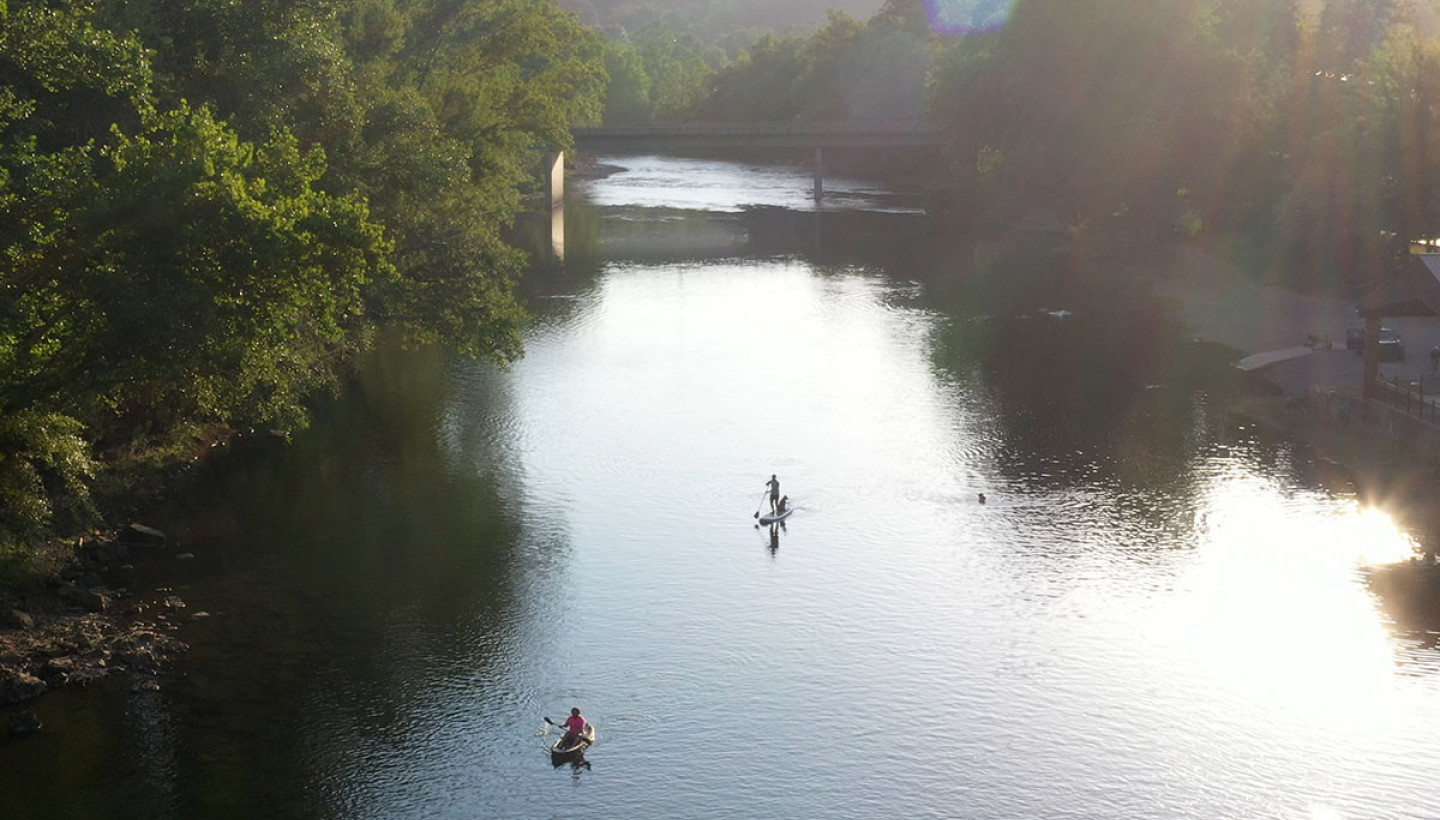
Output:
[
  {"left": 795, "top": 10, "right": 865, "bottom": 120},
  {"left": 927, "top": 0, "right": 1293, "bottom": 254},
  {"left": 0, "top": 0, "right": 609, "bottom": 554},
  {"left": 340, "top": 0, "right": 605, "bottom": 356},
  {"left": 632, "top": 22, "right": 713, "bottom": 120},
  {"left": 601, "top": 38, "right": 653, "bottom": 122},
  {"left": 832, "top": 0, "right": 931, "bottom": 120},
  {"left": 697, "top": 33, "right": 806, "bottom": 121}
]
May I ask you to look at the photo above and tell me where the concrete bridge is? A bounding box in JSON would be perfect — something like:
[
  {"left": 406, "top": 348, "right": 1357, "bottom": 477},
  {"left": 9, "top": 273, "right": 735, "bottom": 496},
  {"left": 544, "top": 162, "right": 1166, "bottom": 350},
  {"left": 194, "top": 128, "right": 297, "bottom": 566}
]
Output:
[
  {"left": 545, "top": 120, "right": 944, "bottom": 205},
  {"left": 571, "top": 120, "right": 944, "bottom": 151}
]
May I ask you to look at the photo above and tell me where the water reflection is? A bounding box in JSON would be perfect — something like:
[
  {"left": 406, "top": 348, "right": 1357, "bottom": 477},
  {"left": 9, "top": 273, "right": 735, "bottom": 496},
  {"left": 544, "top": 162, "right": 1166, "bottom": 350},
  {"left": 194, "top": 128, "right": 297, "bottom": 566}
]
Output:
[
  {"left": 764, "top": 521, "right": 787, "bottom": 556},
  {"left": 0, "top": 342, "right": 548, "bottom": 819},
  {"left": 1173, "top": 469, "right": 1416, "bottom": 726},
  {"left": 5, "top": 156, "right": 1440, "bottom": 820},
  {"left": 582, "top": 155, "right": 923, "bottom": 214}
]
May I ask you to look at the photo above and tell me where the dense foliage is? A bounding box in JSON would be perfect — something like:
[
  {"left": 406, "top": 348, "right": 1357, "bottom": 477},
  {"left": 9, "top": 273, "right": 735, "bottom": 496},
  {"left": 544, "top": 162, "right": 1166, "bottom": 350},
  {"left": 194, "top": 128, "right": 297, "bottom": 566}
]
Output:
[
  {"left": 653, "top": 0, "right": 1440, "bottom": 292},
  {"left": 558, "top": 0, "right": 887, "bottom": 45},
  {"left": 924, "top": 0, "right": 1440, "bottom": 285},
  {"left": 0, "top": 0, "right": 604, "bottom": 549},
  {"left": 594, "top": 1, "right": 930, "bottom": 124},
  {"left": 697, "top": 3, "right": 930, "bottom": 122}
]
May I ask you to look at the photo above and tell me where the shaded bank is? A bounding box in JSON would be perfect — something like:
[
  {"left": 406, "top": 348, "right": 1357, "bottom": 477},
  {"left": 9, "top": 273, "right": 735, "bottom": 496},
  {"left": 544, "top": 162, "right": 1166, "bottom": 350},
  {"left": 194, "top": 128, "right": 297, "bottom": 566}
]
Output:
[{"left": 0, "top": 339, "right": 534, "bottom": 817}]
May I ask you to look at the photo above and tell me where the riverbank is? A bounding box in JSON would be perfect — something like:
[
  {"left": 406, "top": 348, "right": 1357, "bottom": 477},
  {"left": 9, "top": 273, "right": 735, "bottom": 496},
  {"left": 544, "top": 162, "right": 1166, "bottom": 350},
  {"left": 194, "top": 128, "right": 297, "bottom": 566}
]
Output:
[
  {"left": 0, "top": 426, "right": 246, "bottom": 735},
  {"left": 1159, "top": 244, "right": 1440, "bottom": 626},
  {"left": 570, "top": 152, "right": 626, "bottom": 182},
  {"left": 0, "top": 524, "right": 196, "bottom": 736},
  {"left": 1158, "top": 244, "right": 1440, "bottom": 395},
  {"left": 1228, "top": 387, "right": 1440, "bottom": 628}
]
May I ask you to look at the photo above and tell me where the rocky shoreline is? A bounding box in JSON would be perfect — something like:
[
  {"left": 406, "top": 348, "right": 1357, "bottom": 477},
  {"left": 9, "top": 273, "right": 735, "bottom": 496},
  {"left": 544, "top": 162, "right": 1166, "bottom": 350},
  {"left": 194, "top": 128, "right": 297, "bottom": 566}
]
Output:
[
  {"left": 569, "top": 151, "right": 626, "bottom": 182},
  {"left": 0, "top": 524, "right": 194, "bottom": 737}
]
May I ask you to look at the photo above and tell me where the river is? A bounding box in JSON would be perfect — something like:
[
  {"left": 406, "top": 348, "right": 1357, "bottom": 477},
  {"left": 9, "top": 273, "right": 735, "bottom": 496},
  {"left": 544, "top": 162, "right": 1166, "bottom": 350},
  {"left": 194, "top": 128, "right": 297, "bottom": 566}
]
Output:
[{"left": 3, "top": 156, "right": 1440, "bottom": 819}]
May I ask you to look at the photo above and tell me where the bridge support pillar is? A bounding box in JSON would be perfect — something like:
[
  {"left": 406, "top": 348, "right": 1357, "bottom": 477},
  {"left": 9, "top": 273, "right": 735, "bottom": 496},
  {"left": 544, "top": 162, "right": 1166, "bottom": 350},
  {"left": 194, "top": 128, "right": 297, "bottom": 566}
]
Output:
[
  {"left": 545, "top": 150, "right": 565, "bottom": 209},
  {"left": 549, "top": 198, "right": 565, "bottom": 263},
  {"left": 545, "top": 151, "right": 565, "bottom": 261},
  {"left": 813, "top": 147, "right": 824, "bottom": 201}
]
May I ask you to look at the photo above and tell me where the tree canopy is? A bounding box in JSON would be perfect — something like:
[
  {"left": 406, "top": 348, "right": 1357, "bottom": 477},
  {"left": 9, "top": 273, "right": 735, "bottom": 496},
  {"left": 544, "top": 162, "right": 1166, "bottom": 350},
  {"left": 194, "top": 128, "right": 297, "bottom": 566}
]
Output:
[
  {"left": 925, "top": 0, "right": 1440, "bottom": 284},
  {"left": 677, "top": 0, "right": 1440, "bottom": 290},
  {"left": 0, "top": 0, "right": 604, "bottom": 548},
  {"left": 558, "top": 0, "right": 887, "bottom": 43}
]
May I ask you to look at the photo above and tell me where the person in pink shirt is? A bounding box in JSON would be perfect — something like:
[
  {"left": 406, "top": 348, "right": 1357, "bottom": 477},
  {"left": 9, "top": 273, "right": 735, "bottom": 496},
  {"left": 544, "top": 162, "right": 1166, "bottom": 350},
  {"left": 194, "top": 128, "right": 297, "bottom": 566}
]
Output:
[{"left": 560, "top": 707, "right": 588, "bottom": 745}]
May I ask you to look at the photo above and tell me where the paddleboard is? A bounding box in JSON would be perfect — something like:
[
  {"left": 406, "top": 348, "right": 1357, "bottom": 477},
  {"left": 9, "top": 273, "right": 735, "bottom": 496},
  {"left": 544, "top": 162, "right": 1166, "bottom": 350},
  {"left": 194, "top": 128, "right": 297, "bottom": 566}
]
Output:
[{"left": 758, "top": 508, "right": 794, "bottom": 525}]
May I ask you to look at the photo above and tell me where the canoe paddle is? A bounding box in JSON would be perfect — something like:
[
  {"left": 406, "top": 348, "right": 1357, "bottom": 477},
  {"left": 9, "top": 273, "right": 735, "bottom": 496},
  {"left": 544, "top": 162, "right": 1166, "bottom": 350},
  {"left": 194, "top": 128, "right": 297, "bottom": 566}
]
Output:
[{"left": 752, "top": 490, "right": 767, "bottom": 519}]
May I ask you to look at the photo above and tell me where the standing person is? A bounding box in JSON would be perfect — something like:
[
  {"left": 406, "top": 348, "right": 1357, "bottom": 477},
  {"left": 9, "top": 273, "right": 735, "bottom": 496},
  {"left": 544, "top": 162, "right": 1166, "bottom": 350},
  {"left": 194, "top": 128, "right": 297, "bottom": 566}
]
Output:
[
  {"left": 1430, "top": 345, "right": 1439, "bottom": 373},
  {"left": 765, "top": 474, "right": 781, "bottom": 513}
]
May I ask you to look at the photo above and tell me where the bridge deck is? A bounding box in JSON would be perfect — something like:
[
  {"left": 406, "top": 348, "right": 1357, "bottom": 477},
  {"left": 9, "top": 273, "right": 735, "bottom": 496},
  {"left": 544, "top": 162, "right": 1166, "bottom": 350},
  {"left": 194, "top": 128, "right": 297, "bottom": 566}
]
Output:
[{"left": 572, "top": 120, "right": 944, "bottom": 150}]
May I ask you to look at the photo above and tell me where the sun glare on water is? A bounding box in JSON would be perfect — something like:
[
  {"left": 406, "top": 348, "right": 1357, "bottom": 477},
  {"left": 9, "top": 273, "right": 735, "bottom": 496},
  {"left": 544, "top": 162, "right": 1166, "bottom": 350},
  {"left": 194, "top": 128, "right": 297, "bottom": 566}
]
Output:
[{"left": 1154, "top": 465, "right": 1419, "bottom": 730}]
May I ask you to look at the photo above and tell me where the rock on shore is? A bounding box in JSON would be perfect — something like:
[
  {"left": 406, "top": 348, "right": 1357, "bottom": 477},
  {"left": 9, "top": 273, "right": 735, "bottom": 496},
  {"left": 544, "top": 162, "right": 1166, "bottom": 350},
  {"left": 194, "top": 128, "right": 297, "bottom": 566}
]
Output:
[
  {"left": 0, "top": 613, "right": 187, "bottom": 707},
  {"left": 0, "top": 523, "right": 191, "bottom": 723},
  {"left": 117, "top": 523, "right": 166, "bottom": 549}
]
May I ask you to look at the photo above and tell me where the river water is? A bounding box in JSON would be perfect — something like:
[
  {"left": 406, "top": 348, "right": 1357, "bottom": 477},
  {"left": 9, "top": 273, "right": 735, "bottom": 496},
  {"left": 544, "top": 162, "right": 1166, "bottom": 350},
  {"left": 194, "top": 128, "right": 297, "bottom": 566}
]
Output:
[{"left": 4, "top": 157, "right": 1440, "bottom": 819}]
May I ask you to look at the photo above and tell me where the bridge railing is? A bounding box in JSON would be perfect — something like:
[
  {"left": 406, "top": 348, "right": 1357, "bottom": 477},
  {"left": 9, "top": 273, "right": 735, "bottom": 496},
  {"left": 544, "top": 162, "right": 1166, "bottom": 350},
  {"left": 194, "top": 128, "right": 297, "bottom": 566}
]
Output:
[{"left": 572, "top": 120, "right": 943, "bottom": 138}]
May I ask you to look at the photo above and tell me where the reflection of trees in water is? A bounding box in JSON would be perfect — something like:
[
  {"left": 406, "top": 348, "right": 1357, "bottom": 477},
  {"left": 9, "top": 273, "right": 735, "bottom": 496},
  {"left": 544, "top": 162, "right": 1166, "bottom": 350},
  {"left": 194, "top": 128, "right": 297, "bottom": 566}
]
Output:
[
  {"left": 926, "top": 254, "right": 1275, "bottom": 502},
  {"left": 740, "top": 207, "right": 930, "bottom": 272},
  {"left": 515, "top": 196, "right": 933, "bottom": 275},
  {"left": 97, "top": 341, "right": 535, "bottom": 816}
]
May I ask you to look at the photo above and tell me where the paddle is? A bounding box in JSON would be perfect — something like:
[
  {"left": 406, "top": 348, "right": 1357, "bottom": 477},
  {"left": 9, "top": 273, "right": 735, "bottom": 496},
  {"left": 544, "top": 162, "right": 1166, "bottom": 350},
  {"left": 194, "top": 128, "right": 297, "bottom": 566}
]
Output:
[
  {"left": 752, "top": 489, "right": 768, "bottom": 519},
  {"left": 544, "top": 716, "right": 570, "bottom": 743},
  {"left": 545, "top": 716, "right": 593, "bottom": 753},
  {"left": 545, "top": 716, "right": 583, "bottom": 734}
]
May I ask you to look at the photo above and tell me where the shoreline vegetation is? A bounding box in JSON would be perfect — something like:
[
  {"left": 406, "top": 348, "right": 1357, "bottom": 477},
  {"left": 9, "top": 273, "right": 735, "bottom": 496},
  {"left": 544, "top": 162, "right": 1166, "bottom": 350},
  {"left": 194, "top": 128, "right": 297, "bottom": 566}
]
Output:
[
  {"left": 11, "top": 0, "right": 1440, "bottom": 727},
  {"left": 1, "top": 0, "right": 609, "bottom": 726},
  {"left": 1, "top": 0, "right": 609, "bottom": 572}
]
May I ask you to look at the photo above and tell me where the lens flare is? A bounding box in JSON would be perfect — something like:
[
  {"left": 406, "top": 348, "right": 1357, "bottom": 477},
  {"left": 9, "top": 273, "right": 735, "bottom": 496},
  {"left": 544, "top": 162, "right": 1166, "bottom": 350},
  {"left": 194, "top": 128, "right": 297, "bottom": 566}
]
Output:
[{"left": 925, "top": 0, "right": 1016, "bottom": 35}]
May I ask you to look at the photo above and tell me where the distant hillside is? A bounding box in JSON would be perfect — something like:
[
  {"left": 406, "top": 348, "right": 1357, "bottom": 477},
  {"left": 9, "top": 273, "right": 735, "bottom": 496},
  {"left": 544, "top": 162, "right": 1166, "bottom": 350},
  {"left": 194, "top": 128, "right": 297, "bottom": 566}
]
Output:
[{"left": 558, "top": 0, "right": 888, "bottom": 40}]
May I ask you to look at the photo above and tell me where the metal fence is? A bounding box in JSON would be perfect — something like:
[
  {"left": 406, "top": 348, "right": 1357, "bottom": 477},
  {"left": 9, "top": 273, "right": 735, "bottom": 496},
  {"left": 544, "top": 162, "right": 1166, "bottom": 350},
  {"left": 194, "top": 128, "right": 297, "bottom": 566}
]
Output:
[{"left": 1375, "top": 375, "right": 1440, "bottom": 425}]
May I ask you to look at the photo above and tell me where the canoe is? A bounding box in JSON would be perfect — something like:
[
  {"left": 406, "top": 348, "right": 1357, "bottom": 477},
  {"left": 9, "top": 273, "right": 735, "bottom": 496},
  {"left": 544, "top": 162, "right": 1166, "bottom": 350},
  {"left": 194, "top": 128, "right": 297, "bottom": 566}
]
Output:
[
  {"left": 551, "top": 724, "right": 595, "bottom": 763},
  {"left": 758, "top": 507, "right": 794, "bottom": 525}
]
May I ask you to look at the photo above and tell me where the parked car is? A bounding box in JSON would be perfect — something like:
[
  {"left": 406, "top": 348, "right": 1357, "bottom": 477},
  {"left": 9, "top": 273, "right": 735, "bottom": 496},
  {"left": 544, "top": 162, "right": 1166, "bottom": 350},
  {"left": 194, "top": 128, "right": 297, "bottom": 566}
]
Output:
[
  {"left": 1378, "top": 327, "right": 1405, "bottom": 361},
  {"left": 1347, "top": 326, "right": 1407, "bottom": 360}
]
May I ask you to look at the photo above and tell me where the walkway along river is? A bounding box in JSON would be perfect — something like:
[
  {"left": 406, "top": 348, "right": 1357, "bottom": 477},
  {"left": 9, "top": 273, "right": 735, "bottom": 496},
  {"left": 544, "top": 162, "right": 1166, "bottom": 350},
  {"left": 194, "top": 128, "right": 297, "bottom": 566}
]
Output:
[{"left": 2, "top": 156, "right": 1439, "bottom": 819}]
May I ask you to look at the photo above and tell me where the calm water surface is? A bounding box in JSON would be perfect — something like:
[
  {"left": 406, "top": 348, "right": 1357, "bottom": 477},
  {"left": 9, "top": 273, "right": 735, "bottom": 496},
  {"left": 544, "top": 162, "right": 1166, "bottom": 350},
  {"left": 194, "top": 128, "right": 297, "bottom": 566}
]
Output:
[{"left": 4, "top": 156, "right": 1440, "bottom": 819}]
